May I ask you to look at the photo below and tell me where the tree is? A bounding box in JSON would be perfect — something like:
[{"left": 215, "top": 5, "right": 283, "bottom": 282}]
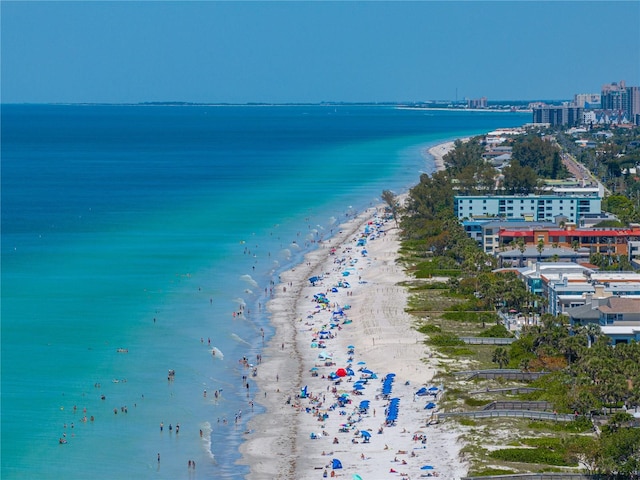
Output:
[
  {"left": 516, "top": 238, "right": 526, "bottom": 267},
  {"left": 603, "top": 194, "right": 640, "bottom": 224},
  {"left": 537, "top": 238, "right": 545, "bottom": 261},
  {"left": 442, "top": 137, "right": 485, "bottom": 174},
  {"left": 501, "top": 160, "right": 539, "bottom": 194},
  {"left": 583, "top": 323, "right": 602, "bottom": 349},
  {"left": 492, "top": 347, "right": 509, "bottom": 369},
  {"left": 512, "top": 135, "right": 568, "bottom": 179},
  {"left": 597, "top": 419, "right": 640, "bottom": 475},
  {"left": 381, "top": 190, "right": 399, "bottom": 226}
]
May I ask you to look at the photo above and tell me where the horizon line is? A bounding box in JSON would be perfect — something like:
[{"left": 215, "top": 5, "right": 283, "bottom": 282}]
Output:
[{"left": 1, "top": 99, "right": 565, "bottom": 107}]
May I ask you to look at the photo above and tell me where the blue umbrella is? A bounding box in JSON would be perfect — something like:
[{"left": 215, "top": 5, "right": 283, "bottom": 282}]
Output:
[
  {"left": 421, "top": 465, "right": 434, "bottom": 470},
  {"left": 361, "top": 430, "right": 371, "bottom": 439},
  {"left": 357, "top": 361, "right": 366, "bottom": 365}
]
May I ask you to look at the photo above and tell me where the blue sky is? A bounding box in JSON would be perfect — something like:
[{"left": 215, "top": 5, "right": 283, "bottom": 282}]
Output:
[{"left": 2, "top": 1, "right": 639, "bottom": 104}]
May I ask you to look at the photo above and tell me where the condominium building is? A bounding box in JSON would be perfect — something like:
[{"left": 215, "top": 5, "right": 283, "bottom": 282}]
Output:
[
  {"left": 532, "top": 104, "right": 583, "bottom": 126},
  {"left": 574, "top": 93, "right": 601, "bottom": 109},
  {"left": 600, "top": 80, "right": 640, "bottom": 124},
  {"left": 454, "top": 193, "right": 601, "bottom": 224},
  {"left": 498, "top": 226, "right": 640, "bottom": 257}
]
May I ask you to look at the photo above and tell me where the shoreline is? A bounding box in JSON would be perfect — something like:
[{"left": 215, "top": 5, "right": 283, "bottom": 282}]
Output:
[
  {"left": 426, "top": 138, "right": 469, "bottom": 172},
  {"left": 240, "top": 140, "right": 464, "bottom": 479}
]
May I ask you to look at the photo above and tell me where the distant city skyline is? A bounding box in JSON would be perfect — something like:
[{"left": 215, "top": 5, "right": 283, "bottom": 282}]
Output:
[{"left": 1, "top": 1, "right": 639, "bottom": 104}]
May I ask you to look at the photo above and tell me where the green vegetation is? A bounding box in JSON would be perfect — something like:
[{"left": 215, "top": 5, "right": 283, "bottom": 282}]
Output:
[
  {"left": 478, "top": 324, "right": 512, "bottom": 338},
  {"left": 392, "top": 133, "right": 640, "bottom": 476},
  {"left": 557, "top": 125, "right": 640, "bottom": 222},
  {"left": 427, "top": 332, "right": 465, "bottom": 347},
  {"left": 471, "top": 468, "right": 516, "bottom": 476},
  {"left": 488, "top": 447, "right": 576, "bottom": 467},
  {"left": 491, "top": 347, "right": 509, "bottom": 369},
  {"left": 511, "top": 134, "right": 567, "bottom": 179},
  {"left": 416, "top": 324, "right": 441, "bottom": 334}
]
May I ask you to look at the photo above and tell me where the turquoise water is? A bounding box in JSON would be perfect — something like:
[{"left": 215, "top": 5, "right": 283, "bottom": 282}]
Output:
[{"left": 1, "top": 105, "right": 530, "bottom": 478}]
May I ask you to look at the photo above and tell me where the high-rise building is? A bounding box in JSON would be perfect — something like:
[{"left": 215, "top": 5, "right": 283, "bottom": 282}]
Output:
[
  {"left": 628, "top": 86, "right": 640, "bottom": 123},
  {"left": 467, "top": 97, "right": 487, "bottom": 109},
  {"left": 600, "top": 80, "right": 640, "bottom": 123},
  {"left": 532, "top": 104, "right": 583, "bottom": 126},
  {"left": 574, "top": 93, "right": 601, "bottom": 109}
]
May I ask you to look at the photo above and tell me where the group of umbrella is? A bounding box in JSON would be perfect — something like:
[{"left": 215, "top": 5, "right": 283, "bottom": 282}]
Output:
[{"left": 301, "top": 215, "right": 438, "bottom": 477}]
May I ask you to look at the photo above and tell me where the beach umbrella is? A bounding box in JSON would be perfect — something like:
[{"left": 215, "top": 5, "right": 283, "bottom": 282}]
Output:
[
  {"left": 353, "top": 475, "right": 363, "bottom": 480},
  {"left": 353, "top": 384, "right": 365, "bottom": 390},
  {"left": 335, "top": 368, "right": 347, "bottom": 377},
  {"left": 332, "top": 459, "right": 343, "bottom": 469},
  {"left": 357, "top": 361, "right": 366, "bottom": 365},
  {"left": 347, "top": 345, "right": 355, "bottom": 349},
  {"left": 421, "top": 465, "right": 434, "bottom": 470}
]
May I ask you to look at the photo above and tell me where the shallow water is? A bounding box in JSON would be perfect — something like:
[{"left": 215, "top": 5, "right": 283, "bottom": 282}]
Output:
[{"left": 1, "top": 104, "right": 529, "bottom": 478}]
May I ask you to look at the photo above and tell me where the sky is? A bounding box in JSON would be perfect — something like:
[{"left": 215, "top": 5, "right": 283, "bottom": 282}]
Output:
[{"left": 1, "top": 1, "right": 639, "bottom": 104}]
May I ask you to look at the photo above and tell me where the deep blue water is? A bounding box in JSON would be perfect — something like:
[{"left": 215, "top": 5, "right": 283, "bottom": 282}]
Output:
[{"left": 1, "top": 104, "right": 529, "bottom": 479}]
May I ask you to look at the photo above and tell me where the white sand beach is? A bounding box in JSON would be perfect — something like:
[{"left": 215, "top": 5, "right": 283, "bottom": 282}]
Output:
[
  {"left": 427, "top": 140, "right": 464, "bottom": 172},
  {"left": 239, "top": 142, "right": 466, "bottom": 479}
]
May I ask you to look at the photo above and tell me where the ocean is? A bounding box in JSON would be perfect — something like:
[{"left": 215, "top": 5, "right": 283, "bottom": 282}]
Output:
[{"left": 1, "top": 104, "right": 529, "bottom": 479}]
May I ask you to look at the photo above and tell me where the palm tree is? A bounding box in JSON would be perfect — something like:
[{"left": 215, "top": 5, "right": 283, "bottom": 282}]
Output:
[
  {"left": 537, "top": 238, "right": 545, "bottom": 261},
  {"left": 517, "top": 238, "right": 526, "bottom": 267},
  {"left": 584, "top": 323, "right": 602, "bottom": 349},
  {"left": 492, "top": 347, "right": 509, "bottom": 369}
]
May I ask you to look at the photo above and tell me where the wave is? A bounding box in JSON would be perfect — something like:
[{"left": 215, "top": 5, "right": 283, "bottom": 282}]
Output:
[
  {"left": 200, "top": 421, "right": 215, "bottom": 461},
  {"left": 279, "top": 248, "right": 291, "bottom": 260},
  {"left": 240, "top": 274, "right": 258, "bottom": 288},
  {"left": 233, "top": 297, "right": 246, "bottom": 308},
  {"left": 231, "top": 333, "right": 251, "bottom": 346},
  {"left": 211, "top": 347, "right": 224, "bottom": 359}
]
